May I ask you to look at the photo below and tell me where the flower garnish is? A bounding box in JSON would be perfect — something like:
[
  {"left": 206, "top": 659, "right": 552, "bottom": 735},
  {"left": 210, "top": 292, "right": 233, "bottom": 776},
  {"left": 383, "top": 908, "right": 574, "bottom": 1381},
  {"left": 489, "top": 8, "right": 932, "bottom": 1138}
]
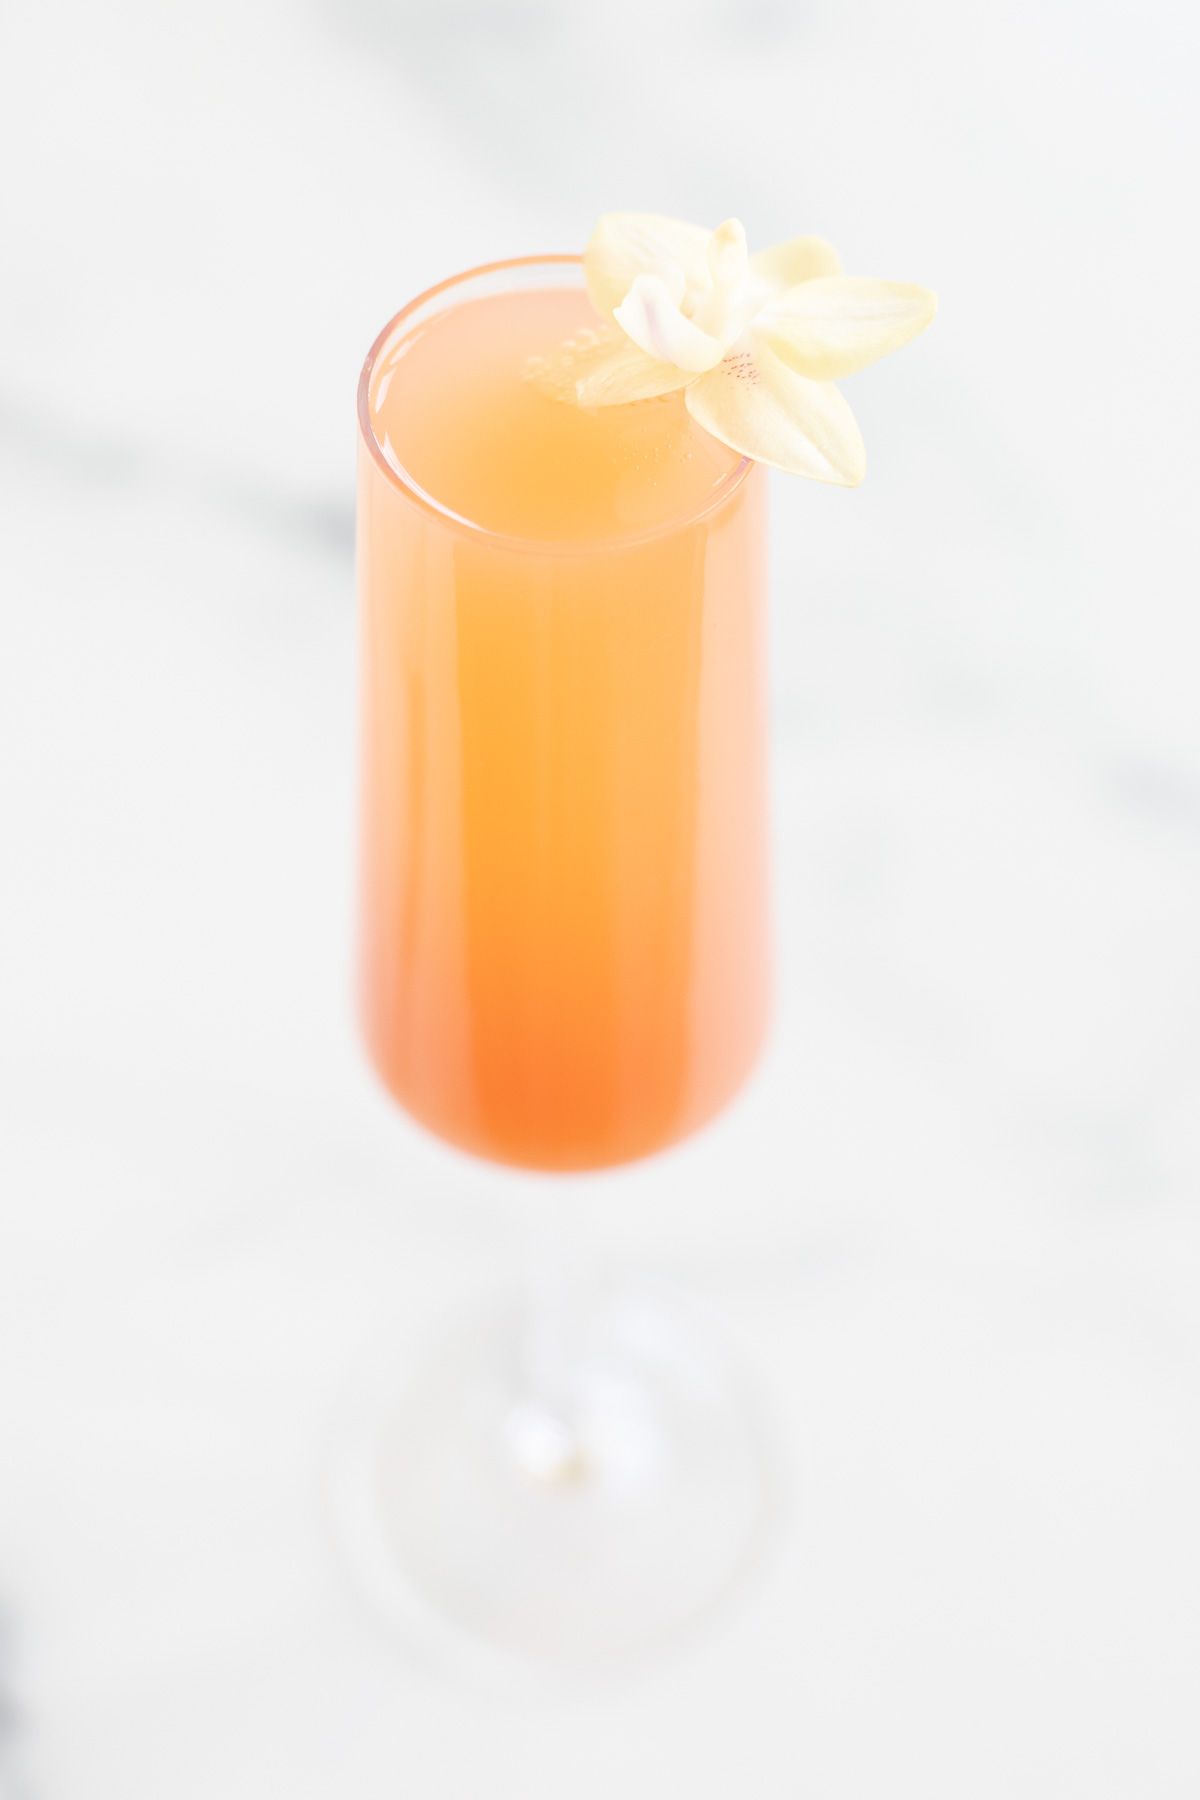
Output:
[{"left": 532, "top": 213, "right": 936, "bottom": 486}]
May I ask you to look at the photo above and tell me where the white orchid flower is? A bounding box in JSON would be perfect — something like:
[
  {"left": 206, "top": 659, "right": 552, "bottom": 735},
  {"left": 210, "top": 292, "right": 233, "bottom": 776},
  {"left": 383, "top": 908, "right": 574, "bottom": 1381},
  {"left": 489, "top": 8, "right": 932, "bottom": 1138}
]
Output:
[{"left": 535, "top": 212, "right": 936, "bottom": 486}]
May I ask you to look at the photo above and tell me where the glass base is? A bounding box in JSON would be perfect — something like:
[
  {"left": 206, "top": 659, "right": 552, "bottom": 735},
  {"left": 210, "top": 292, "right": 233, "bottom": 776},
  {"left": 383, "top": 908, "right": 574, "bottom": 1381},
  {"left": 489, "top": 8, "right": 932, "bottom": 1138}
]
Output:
[{"left": 327, "top": 1277, "right": 771, "bottom": 1682}]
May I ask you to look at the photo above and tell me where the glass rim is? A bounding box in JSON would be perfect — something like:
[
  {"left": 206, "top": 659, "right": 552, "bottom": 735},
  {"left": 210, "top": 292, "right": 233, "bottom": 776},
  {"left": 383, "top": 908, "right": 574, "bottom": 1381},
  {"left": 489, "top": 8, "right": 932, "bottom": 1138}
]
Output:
[{"left": 356, "top": 253, "right": 754, "bottom": 555}]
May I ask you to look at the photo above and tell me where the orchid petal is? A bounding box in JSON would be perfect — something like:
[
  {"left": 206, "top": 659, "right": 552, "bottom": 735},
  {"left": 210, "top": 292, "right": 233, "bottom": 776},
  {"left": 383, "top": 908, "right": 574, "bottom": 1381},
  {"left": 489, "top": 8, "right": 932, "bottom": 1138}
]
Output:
[
  {"left": 685, "top": 332, "right": 866, "bottom": 485},
  {"left": 525, "top": 323, "right": 692, "bottom": 407},
  {"left": 760, "top": 277, "right": 937, "bottom": 378},
  {"left": 584, "top": 212, "right": 712, "bottom": 317},
  {"left": 614, "top": 273, "right": 726, "bottom": 373},
  {"left": 749, "top": 235, "right": 843, "bottom": 294},
  {"left": 690, "top": 217, "right": 752, "bottom": 336},
  {"left": 706, "top": 218, "right": 749, "bottom": 294}
]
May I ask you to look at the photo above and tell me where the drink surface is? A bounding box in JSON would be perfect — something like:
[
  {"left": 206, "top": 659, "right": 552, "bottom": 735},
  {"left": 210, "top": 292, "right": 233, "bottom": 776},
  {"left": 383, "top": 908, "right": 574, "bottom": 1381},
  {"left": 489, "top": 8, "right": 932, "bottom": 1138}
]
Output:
[
  {"left": 368, "top": 286, "right": 743, "bottom": 542},
  {"left": 359, "top": 282, "right": 770, "bottom": 1171}
]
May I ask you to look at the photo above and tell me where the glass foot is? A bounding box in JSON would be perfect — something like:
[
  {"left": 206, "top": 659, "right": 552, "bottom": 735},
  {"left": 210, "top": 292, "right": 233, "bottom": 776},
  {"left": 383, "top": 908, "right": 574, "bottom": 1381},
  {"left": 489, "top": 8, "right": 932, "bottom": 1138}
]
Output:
[{"left": 326, "top": 1276, "right": 771, "bottom": 1680}]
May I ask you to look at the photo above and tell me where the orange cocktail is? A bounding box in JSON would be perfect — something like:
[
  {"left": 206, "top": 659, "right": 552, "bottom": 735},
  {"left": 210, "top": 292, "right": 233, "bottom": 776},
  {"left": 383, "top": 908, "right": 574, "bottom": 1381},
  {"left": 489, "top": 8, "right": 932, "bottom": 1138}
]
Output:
[{"left": 358, "top": 259, "right": 770, "bottom": 1171}]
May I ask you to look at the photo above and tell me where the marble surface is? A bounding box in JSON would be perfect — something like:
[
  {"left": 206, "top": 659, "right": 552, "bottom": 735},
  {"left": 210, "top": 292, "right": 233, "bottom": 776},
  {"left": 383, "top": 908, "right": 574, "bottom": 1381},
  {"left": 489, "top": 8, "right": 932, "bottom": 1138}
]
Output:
[{"left": 2, "top": 0, "right": 1199, "bottom": 1793}]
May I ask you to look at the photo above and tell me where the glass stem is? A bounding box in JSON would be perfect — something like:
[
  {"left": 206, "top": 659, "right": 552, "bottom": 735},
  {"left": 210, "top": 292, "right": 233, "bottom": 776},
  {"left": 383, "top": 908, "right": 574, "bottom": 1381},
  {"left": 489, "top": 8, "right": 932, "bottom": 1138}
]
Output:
[{"left": 508, "top": 1204, "right": 592, "bottom": 1484}]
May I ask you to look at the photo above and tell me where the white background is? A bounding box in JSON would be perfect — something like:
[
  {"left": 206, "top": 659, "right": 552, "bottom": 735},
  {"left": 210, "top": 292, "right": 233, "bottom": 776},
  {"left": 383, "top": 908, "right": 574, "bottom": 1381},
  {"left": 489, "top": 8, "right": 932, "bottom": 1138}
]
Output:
[{"left": 2, "top": 0, "right": 1199, "bottom": 1793}]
